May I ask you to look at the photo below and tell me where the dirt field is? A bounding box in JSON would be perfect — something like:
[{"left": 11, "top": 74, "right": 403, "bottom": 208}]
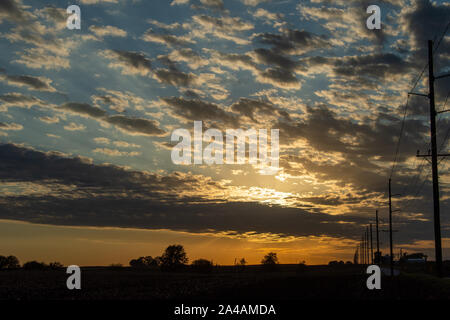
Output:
[{"left": 1, "top": 265, "right": 449, "bottom": 300}]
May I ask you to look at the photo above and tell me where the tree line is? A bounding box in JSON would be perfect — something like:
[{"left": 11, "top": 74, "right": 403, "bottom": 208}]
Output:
[
  {"left": 0, "top": 255, "right": 63, "bottom": 270},
  {"left": 1, "top": 245, "right": 296, "bottom": 272}
]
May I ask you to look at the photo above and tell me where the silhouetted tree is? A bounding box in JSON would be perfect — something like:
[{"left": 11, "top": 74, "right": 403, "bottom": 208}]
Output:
[
  {"left": 297, "top": 260, "right": 307, "bottom": 273},
  {"left": 23, "top": 261, "right": 47, "bottom": 270},
  {"left": 261, "top": 252, "right": 279, "bottom": 271},
  {"left": 49, "top": 262, "right": 63, "bottom": 269},
  {"left": 160, "top": 244, "right": 188, "bottom": 271},
  {"left": 0, "top": 255, "right": 20, "bottom": 269},
  {"left": 191, "top": 259, "right": 214, "bottom": 273},
  {"left": 129, "top": 256, "right": 159, "bottom": 268},
  {"left": 261, "top": 252, "right": 278, "bottom": 265}
]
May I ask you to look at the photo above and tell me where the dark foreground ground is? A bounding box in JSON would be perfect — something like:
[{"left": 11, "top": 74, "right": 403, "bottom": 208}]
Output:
[{"left": 1, "top": 264, "right": 450, "bottom": 300}]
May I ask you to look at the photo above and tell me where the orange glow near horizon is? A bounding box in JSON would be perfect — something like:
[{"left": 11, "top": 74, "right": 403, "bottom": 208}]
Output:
[{"left": 0, "top": 219, "right": 359, "bottom": 266}]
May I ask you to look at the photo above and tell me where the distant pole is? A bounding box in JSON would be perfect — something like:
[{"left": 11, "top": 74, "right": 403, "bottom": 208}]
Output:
[
  {"left": 428, "top": 40, "right": 443, "bottom": 278},
  {"left": 362, "top": 235, "right": 366, "bottom": 265},
  {"left": 376, "top": 210, "right": 380, "bottom": 264},
  {"left": 365, "top": 228, "right": 368, "bottom": 265},
  {"left": 389, "top": 178, "right": 394, "bottom": 276},
  {"left": 370, "top": 223, "right": 373, "bottom": 264},
  {"left": 360, "top": 240, "right": 363, "bottom": 265}
]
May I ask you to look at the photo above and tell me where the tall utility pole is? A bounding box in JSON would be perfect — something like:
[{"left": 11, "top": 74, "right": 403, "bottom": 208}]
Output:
[
  {"left": 388, "top": 178, "right": 394, "bottom": 277},
  {"left": 413, "top": 40, "right": 450, "bottom": 277},
  {"left": 427, "top": 40, "right": 442, "bottom": 278},
  {"left": 370, "top": 224, "right": 374, "bottom": 264},
  {"left": 376, "top": 210, "right": 380, "bottom": 264}
]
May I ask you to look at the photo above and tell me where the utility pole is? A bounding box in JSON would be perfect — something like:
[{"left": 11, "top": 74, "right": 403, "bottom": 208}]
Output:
[
  {"left": 360, "top": 239, "right": 363, "bottom": 265},
  {"left": 427, "top": 39, "right": 442, "bottom": 278},
  {"left": 370, "top": 224, "right": 373, "bottom": 264},
  {"left": 389, "top": 178, "right": 394, "bottom": 276},
  {"left": 376, "top": 210, "right": 380, "bottom": 264},
  {"left": 365, "top": 230, "right": 368, "bottom": 265},
  {"left": 363, "top": 233, "right": 367, "bottom": 265},
  {"left": 412, "top": 40, "right": 450, "bottom": 277},
  {"left": 366, "top": 226, "right": 370, "bottom": 265}
]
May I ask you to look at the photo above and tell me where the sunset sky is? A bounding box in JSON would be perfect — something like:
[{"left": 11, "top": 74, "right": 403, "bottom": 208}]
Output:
[{"left": 0, "top": 0, "right": 449, "bottom": 266}]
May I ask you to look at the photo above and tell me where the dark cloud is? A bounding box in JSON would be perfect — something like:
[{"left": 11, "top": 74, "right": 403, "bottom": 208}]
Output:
[
  {"left": 59, "top": 102, "right": 107, "bottom": 118},
  {"left": 277, "top": 104, "right": 431, "bottom": 194},
  {"left": 154, "top": 69, "right": 196, "bottom": 87},
  {"left": 0, "top": 0, "right": 27, "bottom": 23},
  {"left": 163, "top": 96, "right": 239, "bottom": 126},
  {"left": 0, "top": 74, "right": 56, "bottom": 92},
  {"left": 0, "top": 143, "right": 377, "bottom": 239},
  {"left": 255, "top": 28, "right": 329, "bottom": 55},
  {"left": 56, "top": 102, "right": 165, "bottom": 136},
  {"left": 231, "top": 98, "right": 281, "bottom": 122},
  {"left": 106, "top": 115, "right": 166, "bottom": 136},
  {"left": 197, "top": 0, "right": 224, "bottom": 10},
  {"left": 142, "top": 30, "right": 192, "bottom": 47},
  {"left": 253, "top": 48, "right": 297, "bottom": 70},
  {"left": 303, "top": 52, "right": 413, "bottom": 87},
  {"left": 0, "top": 92, "right": 45, "bottom": 109},
  {"left": 110, "top": 50, "right": 152, "bottom": 74}
]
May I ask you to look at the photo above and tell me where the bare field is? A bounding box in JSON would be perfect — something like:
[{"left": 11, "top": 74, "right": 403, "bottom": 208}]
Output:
[{"left": 1, "top": 265, "right": 449, "bottom": 300}]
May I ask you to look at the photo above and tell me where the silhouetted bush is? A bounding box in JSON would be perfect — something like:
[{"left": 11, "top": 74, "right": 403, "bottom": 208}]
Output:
[
  {"left": 0, "top": 255, "right": 20, "bottom": 269},
  {"left": 49, "top": 262, "right": 64, "bottom": 269},
  {"left": 235, "top": 258, "right": 246, "bottom": 272},
  {"left": 129, "top": 256, "right": 160, "bottom": 269},
  {"left": 23, "top": 261, "right": 47, "bottom": 270},
  {"left": 297, "top": 261, "right": 307, "bottom": 273},
  {"left": 191, "top": 259, "right": 214, "bottom": 273},
  {"left": 261, "top": 252, "right": 279, "bottom": 271},
  {"left": 160, "top": 245, "right": 188, "bottom": 272}
]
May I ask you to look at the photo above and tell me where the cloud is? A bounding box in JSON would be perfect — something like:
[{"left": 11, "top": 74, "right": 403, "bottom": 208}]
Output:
[
  {"left": 168, "top": 48, "right": 209, "bottom": 69},
  {"left": 64, "top": 122, "right": 86, "bottom": 131},
  {"left": 154, "top": 68, "right": 197, "bottom": 87},
  {"left": 0, "top": 122, "right": 23, "bottom": 131},
  {"left": 56, "top": 100, "right": 166, "bottom": 137},
  {"left": 105, "top": 115, "right": 166, "bottom": 136},
  {"left": 199, "top": 0, "right": 224, "bottom": 10},
  {"left": 100, "top": 50, "right": 152, "bottom": 76},
  {"left": 80, "top": 0, "right": 118, "bottom": 4},
  {"left": 14, "top": 48, "right": 71, "bottom": 70},
  {"left": 162, "top": 96, "right": 239, "bottom": 126},
  {"left": 93, "top": 137, "right": 111, "bottom": 144},
  {"left": 0, "top": 0, "right": 30, "bottom": 23},
  {"left": 0, "top": 92, "right": 46, "bottom": 111},
  {"left": 0, "top": 143, "right": 376, "bottom": 240},
  {"left": 171, "top": 0, "right": 189, "bottom": 5},
  {"left": 39, "top": 116, "right": 60, "bottom": 124},
  {"left": 93, "top": 148, "right": 141, "bottom": 157},
  {"left": 0, "top": 74, "right": 57, "bottom": 92},
  {"left": 89, "top": 25, "right": 127, "bottom": 38},
  {"left": 142, "top": 30, "right": 194, "bottom": 47},
  {"left": 59, "top": 102, "right": 107, "bottom": 119},
  {"left": 189, "top": 15, "right": 254, "bottom": 45},
  {"left": 241, "top": 0, "right": 270, "bottom": 6},
  {"left": 255, "top": 28, "right": 330, "bottom": 55},
  {"left": 231, "top": 98, "right": 287, "bottom": 122}
]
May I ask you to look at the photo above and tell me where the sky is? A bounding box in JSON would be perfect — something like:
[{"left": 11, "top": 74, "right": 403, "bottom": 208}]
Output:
[{"left": 0, "top": 0, "right": 449, "bottom": 266}]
